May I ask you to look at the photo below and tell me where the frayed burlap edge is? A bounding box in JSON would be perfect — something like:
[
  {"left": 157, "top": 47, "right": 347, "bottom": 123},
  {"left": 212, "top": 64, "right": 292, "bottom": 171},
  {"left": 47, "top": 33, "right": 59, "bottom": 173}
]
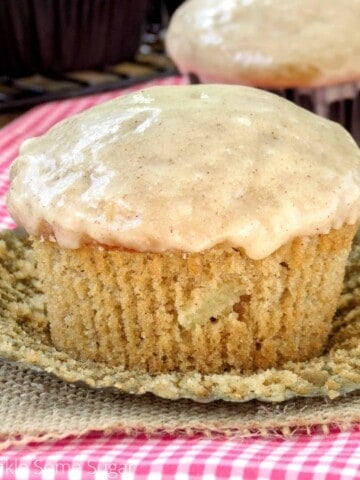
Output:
[
  {"left": 0, "top": 358, "right": 359, "bottom": 449},
  {"left": 0, "top": 229, "right": 359, "bottom": 445}
]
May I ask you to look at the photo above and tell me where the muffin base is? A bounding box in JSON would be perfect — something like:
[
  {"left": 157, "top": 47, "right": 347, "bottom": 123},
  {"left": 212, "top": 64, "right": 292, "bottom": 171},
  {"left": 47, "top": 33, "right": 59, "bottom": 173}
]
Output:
[
  {"left": 1, "top": 228, "right": 360, "bottom": 403},
  {"left": 33, "top": 225, "right": 357, "bottom": 375}
]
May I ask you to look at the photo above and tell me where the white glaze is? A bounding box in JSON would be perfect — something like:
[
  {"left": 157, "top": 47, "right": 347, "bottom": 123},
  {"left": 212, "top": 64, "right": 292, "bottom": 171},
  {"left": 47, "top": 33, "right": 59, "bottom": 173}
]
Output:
[
  {"left": 166, "top": 0, "right": 360, "bottom": 87},
  {"left": 7, "top": 85, "right": 360, "bottom": 259}
]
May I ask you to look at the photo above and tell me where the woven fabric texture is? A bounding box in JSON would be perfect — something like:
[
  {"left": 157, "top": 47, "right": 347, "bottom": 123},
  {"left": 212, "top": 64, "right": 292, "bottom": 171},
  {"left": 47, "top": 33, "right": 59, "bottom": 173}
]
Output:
[
  {"left": 0, "top": 357, "right": 360, "bottom": 449},
  {"left": 1, "top": 430, "right": 360, "bottom": 479}
]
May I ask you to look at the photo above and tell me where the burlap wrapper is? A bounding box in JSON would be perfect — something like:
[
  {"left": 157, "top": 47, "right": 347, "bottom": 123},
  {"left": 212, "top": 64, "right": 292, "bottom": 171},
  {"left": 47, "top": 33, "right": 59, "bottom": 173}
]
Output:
[{"left": 0, "top": 230, "right": 359, "bottom": 446}]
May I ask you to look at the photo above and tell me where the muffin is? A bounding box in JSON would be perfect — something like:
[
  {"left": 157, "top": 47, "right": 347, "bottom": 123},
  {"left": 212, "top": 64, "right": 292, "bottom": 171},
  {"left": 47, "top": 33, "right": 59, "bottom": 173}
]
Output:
[
  {"left": 7, "top": 85, "right": 360, "bottom": 375},
  {"left": 0, "top": 0, "right": 148, "bottom": 76},
  {"left": 166, "top": 0, "right": 360, "bottom": 143}
]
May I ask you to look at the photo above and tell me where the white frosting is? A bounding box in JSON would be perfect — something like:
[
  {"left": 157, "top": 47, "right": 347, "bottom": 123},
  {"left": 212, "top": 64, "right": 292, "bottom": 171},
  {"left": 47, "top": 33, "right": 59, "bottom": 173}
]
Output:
[
  {"left": 166, "top": 0, "right": 360, "bottom": 87},
  {"left": 7, "top": 85, "right": 360, "bottom": 259}
]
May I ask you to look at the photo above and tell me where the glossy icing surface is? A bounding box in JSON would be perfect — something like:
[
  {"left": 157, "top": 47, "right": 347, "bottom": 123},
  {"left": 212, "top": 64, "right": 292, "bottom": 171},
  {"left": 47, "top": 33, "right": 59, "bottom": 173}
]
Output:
[
  {"left": 7, "top": 85, "right": 360, "bottom": 259},
  {"left": 166, "top": 0, "right": 360, "bottom": 87}
]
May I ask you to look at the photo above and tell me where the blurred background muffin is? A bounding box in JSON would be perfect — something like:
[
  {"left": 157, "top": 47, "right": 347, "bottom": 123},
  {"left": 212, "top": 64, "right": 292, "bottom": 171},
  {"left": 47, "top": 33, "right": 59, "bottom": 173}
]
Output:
[
  {"left": 166, "top": 0, "right": 360, "bottom": 143},
  {"left": 0, "top": 0, "right": 185, "bottom": 121},
  {"left": 0, "top": 0, "right": 149, "bottom": 76}
]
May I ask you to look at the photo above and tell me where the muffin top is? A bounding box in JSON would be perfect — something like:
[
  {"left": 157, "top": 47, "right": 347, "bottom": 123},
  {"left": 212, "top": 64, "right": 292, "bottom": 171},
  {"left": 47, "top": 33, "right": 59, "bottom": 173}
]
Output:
[
  {"left": 7, "top": 85, "right": 360, "bottom": 259},
  {"left": 166, "top": 0, "right": 360, "bottom": 88}
]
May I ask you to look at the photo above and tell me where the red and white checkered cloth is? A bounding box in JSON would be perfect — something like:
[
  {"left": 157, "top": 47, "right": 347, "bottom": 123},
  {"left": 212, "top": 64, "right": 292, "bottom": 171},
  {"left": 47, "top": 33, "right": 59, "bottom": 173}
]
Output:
[
  {"left": 1, "top": 431, "right": 360, "bottom": 479},
  {"left": 1, "top": 76, "right": 360, "bottom": 479}
]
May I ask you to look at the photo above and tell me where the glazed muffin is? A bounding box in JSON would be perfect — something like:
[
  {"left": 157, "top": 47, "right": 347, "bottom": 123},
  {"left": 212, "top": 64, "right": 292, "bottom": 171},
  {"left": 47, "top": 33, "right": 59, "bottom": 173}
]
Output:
[
  {"left": 7, "top": 85, "right": 360, "bottom": 374},
  {"left": 166, "top": 0, "right": 360, "bottom": 143}
]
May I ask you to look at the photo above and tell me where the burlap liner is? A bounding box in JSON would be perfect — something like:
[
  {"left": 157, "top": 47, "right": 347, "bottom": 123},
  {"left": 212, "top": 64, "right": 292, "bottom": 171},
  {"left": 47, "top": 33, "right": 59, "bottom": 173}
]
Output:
[
  {"left": 0, "top": 358, "right": 359, "bottom": 449},
  {"left": 0, "top": 229, "right": 360, "bottom": 445}
]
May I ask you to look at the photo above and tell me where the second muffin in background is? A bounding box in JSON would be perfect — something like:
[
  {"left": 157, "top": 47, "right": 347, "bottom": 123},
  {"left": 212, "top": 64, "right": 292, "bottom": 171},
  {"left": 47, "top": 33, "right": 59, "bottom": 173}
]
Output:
[{"left": 166, "top": 0, "right": 360, "bottom": 143}]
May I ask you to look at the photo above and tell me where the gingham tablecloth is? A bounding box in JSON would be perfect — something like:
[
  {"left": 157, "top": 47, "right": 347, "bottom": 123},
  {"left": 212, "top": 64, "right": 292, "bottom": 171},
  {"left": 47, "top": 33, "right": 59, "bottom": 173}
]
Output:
[{"left": 1, "top": 77, "right": 360, "bottom": 480}]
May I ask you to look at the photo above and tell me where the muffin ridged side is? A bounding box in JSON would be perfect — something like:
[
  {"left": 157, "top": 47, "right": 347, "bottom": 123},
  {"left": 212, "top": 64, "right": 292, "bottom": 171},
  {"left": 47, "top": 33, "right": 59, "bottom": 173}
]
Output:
[{"left": 33, "top": 223, "right": 357, "bottom": 374}]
